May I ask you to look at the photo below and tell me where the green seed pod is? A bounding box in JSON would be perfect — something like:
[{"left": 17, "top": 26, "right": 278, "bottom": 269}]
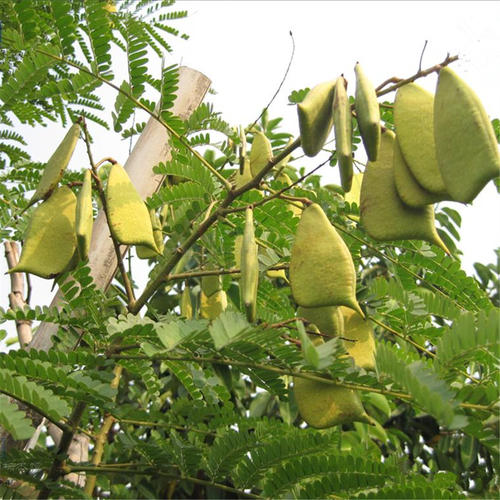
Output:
[
  {"left": 200, "top": 289, "right": 227, "bottom": 320},
  {"left": 180, "top": 286, "right": 193, "bottom": 319},
  {"left": 27, "top": 123, "right": 81, "bottom": 209},
  {"left": 240, "top": 207, "right": 259, "bottom": 322},
  {"left": 434, "top": 67, "right": 500, "bottom": 203},
  {"left": 75, "top": 169, "right": 94, "bottom": 260},
  {"left": 293, "top": 376, "right": 370, "bottom": 429},
  {"left": 297, "top": 80, "right": 336, "bottom": 157},
  {"left": 333, "top": 76, "right": 354, "bottom": 192},
  {"left": 297, "top": 305, "right": 344, "bottom": 337},
  {"left": 394, "top": 83, "right": 448, "bottom": 195},
  {"left": 249, "top": 131, "right": 273, "bottom": 177},
  {"left": 105, "top": 163, "right": 159, "bottom": 253},
  {"left": 10, "top": 186, "right": 77, "bottom": 279},
  {"left": 136, "top": 209, "right": 164, "bottom": 259},
  {"left": 393, "top": 136, "right": 444, "bottom": 207},
  {"left": 340, "top": 306, "right": 376, "bottom": 370},
  {"left": 354, "top": 63, "right": 381, "bottom": 161},
  {"left": 290, "top": 203, "right": 364, "bottom": 317},
  {"left": 359, "top": 130, "right": 449, "bottom": 254}
]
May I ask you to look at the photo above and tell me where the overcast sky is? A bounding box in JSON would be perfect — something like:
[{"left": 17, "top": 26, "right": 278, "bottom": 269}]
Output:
[{"left": 1, "top": 1, "right": 499, "bottom": 345}]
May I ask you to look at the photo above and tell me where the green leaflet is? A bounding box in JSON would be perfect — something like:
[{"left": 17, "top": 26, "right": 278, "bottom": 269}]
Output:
[
  {"left": 240, "top": 207, "right": 259, "bottom": 322},
  {"left": 75, "top": 169, "right": 94, "bottom": 260},
  {"left": 434, "top": 67, "right": 500, "bottom": 203},
  {"left": 249, "top": 131, "right": 273, "bottom": 177},
  {"left": 359, "top": 130, "right": 449, "bottom": 254},
  {"left": 333, "top": 76, "right": 353, "bottom": 192},
  {"left": 10, "top": 186, "right": 77, "bottom": 279},
  {"left": 27, "top": 122, "right": 81, "bottom": 208},
  {"left": 105, "top": 163, "right": 159, "bottom": 252},
  {"left": 394, "top": 83, "right": 448, "bottom": 195},
  {"left": 354, "top": 63, "right": 381, "bottom": 161},
  {"left": 297, "top": 80, "right": 336, "bottom": 157}
]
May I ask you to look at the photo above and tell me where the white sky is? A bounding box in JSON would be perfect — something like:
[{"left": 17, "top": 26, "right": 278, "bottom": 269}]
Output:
[{"left": 1, "top": 1, "right": 499, "bottom": 345}]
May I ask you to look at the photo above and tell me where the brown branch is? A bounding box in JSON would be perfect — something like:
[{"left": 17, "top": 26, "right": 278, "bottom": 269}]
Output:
[{"left": 4, "top": 241, "right": 32, "bottom": 347}]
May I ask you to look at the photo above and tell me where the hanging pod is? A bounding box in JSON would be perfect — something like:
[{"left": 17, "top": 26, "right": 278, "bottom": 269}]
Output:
[
  {"left": 297, "top": 80, "right": 336, "bottom": 157},
  {"left": 26, "top": 122, "right": 81, "bottom": 209},
  {"left": 289, "top": 203, "right": 364, "bottom": 317},
  {"left": 354, "top": 63, "right": 381, "bottom": 161},
  {"left": 136, "top": 209, "right": 164, "bottom": 259},
  {"left": 105, "top": 163, "right": 159, "bottom": 253},
  {"left": 359, "top": 129, "right": 450, "bottom": 254},
  {"left": 297, "top": 305, "right": 344, "bottom": 337},
  {"left": 10, "top": 186, "right": 77, "bottom": 279},
  {"left": 394, "top": 83, "right": 448, "bottom": 195},
  {"left": 234, "top": 157, "right": 253, "bottom": 189},
  {"left": 333, "top": 76, "right": 354, "bottom": 192},
  {"left": 340, "top": 306, "right": 376, "bottom": 370},
  {"left": 249, "top": 131, "right": 273, "bottom": 177},
  {"left": 240, "top": 207, "right": 259, "bottom": 322},
  {"left": 200, "top": 290, "right": 228, "bottom": 320},
  {"left": 434, "top": 67, "right": 500, "bottom": 203},
  {"left": 180, "top": 286, "right": 193, "bottom": 319},
  {"left": 75, "top": 169, "right": 94, "bottom": 260},
  {"left": 393, "top": 135, "right": 444, "bottom": 208},
  {"left": 293, "top": 333, "right": 370, "bottom": 429}
]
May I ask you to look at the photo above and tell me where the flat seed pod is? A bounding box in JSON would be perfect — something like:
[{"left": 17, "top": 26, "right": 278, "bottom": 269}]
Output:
[
  {"left": 394, "top": 83, "right": 448, "bottom": 195},
  {"left": 241, "top": 207, "right": 259, "bottom": 323},
  {"left": 200, "top": 290, "right": 227, "bottom": 320},
  {"left": 354, "top": 63, "right": 381, "bottom": 161},
  {"left": 297, "top": 305, "right": 344, "bottom": 337},
  {"left": 10, "top": 186, "right": 77, "bottom": 279},
  {"left": 136, "top": 209, "right": 164, "bottom": 259},
  {"left": 297, "top": 80, "right": 336, "bottom": 157},
  {"left": 234, "top": 157, "right": 253, "bottom": 189},
  {"left": 359, "top": 130, "right": 449, "bottom": 254},
  {"left": 201, "top": 274, "right": 223, "bottom": 298},
  {"left": 340, "top": 306, "right": 376, "bottom": 370},
  {"left": 289, "top": 203, "right": 364, "bottom": 316},
  {"left": 333, "top": 77, "right": 353, "bottom": 192},
  {"left": 293, "top": 377, "right": 370, "bottom": 428},
  {"left": 249, "top": 131, "right": 273, "bottom": 177},
  {"left": 27, "top": 123, "right": 81, "bottom": 209},
  {"left": 180, "top": 286, "right": 193, "bottom": 319},
  {"left": 393, "top": 136, "right": 444, "bottom": 207},
  {"left": 240, "top": 207, "right": 259, "bottom": 322},
  {"left": 434, "top": 67, "right": 500, "bottom": 203},
  {"left": 105, "top": 163, "right": 159, "bottom": 252},
  {"left": 75, "top": 169, "right": 94, "bottom": 260}
]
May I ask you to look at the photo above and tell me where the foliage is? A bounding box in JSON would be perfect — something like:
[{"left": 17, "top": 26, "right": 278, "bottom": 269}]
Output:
[{"left": 0, "top": 1, "right": 499, "bottom": 499}]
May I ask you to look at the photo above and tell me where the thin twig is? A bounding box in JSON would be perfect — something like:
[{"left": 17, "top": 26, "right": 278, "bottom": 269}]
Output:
[{"left": 418, "top": 40, "right": 428, "bottom": 72}]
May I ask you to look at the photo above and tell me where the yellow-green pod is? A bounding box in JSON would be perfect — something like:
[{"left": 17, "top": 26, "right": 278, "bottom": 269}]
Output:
[
  {"left": 340, "top": 306, "right": 376, "bottom": 370},
  {"left": 297, "top": 80, "right": 336, "bottom": 157},
  {"left": 240, "top": 207, "right": 259, "bottom": 322},
  {"left": 201, "top": 273, "right": 223, "bottom": 298},
  {"left": 10, "top": 186, "right": 77, "bottom": 279},
  {"left": 180, "top": 286, "right": 193, "bottom": 319},
  {"left": 200, "top": 289, "right": 227, "bottom": 320},
  {"left": 297, "top": 305, "right": 344, "bottom": 337},
  {"left": 359, "top": 130, "right": 449, "bottom": 254},
  {"left": 105, "top": 163, "right": 159, "bottom": 253},
  {"left": 394, "top": 83, "right": 448, "bottom": 195},
  {"left": 249, "top": 131, "right": 273, "bottom": 177},
  {"left": 354, "top": 63, "right": 381, "bottom": 161},
  {"left": 333, "top": 76, "right": 353, "bottom": 192},
  {"left": 75, "top": 169, "right": 94, "bottom": 260},
  {"left": 393, "top": 135, "right": 444, "bottom": 207},
  {"left": 27, "top": 123, "right": 81, "bottom": 208},
  {"left": 293, "top": 376, "right": 370, "bottom": 428},
  {"left": 290, "top": 203, "right": 364, "bottom": 317},
  {"left": 434, "top": 67, "right": 500, "bottom": 203},
  {"left": 136, "top": 209, "right": 164, "bottom": 259}
]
